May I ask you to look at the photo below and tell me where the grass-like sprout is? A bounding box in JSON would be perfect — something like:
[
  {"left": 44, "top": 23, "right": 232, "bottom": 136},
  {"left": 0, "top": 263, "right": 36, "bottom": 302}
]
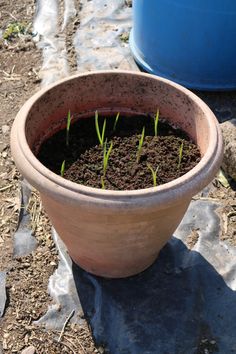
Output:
[
  {"left": 101, "top": 176, "right": 105, "bottom": 189},
  {"left": 136, "top": 126, "right": 145, "bottom": 163},
  {"left": 60, "top": 160, "right": 65, "bottom": 177},
  {"left": 103, "top": 139, "right": 113, "bottom": 177},
  {"left": 95, "top": 111, "right": 106, "bottom": 147},
  {"left": 100, "top": 139, "right": 113, "bottom": 189},
  {"left": 154, "top": 109, "right": 159, "bottom": 137},
  {"left": 66, "top": 110, "right": 72, "bottom": 147},
  {"left": 147, "top": 163, "right": 159, "bottom": 187},
  {"left": 113, "top": 112, "right": 120, "bottom": 132},
  {"left": 177, "top": 140, "right": 184, "bottom": 169}
]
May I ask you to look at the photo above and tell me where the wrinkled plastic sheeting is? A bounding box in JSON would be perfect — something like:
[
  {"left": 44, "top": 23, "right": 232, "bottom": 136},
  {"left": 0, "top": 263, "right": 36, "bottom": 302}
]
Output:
[
  {"left": 72, "top": 200, "right": 236, "bottom": 354},
  {"left": 74, "top": 0, "right": 137, "bottom": 71},
  {"left": 13, "top": 180, "right": 37, "bottom": 257},
  {"left": 0, "top": 272, "right": 6, "bottom": 318},
  {"left": 0, "top": 180, "right": 36, "bottom": 321},
  {"left": 195, "top": 90, "right": 236, "bottom": 123},
  {"left": 33, "top": 0, "right": 76, "bottom": 86},
  {"left": 35, "top": 229, "right": 84, "bottom": 330},
  {"left": 10, "top": 179, "right": 84, "bottom": 330}
]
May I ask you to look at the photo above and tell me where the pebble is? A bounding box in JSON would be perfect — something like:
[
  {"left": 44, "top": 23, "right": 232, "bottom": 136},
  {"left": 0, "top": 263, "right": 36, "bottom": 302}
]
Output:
[
  {"left": 21, "top": 346, "right": 36, "bottom": 354},
  {"left": 221, "top": 119, "right": 236, "bottom": 181},
  {"left": 50, "top": 261, "right": 57, "bottom": 266},
  {"left": 1, "top": 151, "right": 8, "bottom": 158},
  {"left": 2, "top": 125, "right": 10, "bottom": 134}
]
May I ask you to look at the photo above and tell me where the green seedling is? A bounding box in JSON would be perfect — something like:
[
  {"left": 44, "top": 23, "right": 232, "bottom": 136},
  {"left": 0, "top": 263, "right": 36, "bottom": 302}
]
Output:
[
  {"left": 136, "top": 126, "right": 145, "bottom": 163},
  {"left": 177, "top": 140, "right": 184, "bottom": 169},
  {"left": 60, "top": 160, "right": 65, "bottom": 177},
  {"left": 101, "top": 176, "right": 105, "bottom": 189},
  {"left": 103, "top": 139, "right": 113, "bottom": 177},
  {"left": 154, "top": 109, "right": 159, "bottom": 137},
  {"left": 147, "top": 163, "right": 159, "bottom": 187},
  {"left": 113, "top": 112, "right": 120, "bottom": 132},
  {"left": 100, "top": 139, "right": 113, "bottom": 189},
  {"left": 66, "top": 110, "right": 72, "bottom": 147},
  {"left": 95, "top": 111, "right": 106, "bottom": 147}
]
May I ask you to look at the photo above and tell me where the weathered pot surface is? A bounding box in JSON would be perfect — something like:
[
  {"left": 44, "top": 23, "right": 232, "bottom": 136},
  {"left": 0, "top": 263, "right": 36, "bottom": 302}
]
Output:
[{"left": 11, "top": 71, "right": 223, "bottom": 278}]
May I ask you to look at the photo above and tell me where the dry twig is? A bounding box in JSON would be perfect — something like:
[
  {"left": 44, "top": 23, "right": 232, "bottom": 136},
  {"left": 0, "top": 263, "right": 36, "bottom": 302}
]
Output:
[{"left": 58, "top": 310, "right": 75, "bottom": 342}]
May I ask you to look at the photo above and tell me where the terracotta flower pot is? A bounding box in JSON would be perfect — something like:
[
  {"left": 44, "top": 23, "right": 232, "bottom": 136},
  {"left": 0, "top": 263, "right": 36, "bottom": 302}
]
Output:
[{"left": 11, "top": 71, "right": 223, "bottom": 278}]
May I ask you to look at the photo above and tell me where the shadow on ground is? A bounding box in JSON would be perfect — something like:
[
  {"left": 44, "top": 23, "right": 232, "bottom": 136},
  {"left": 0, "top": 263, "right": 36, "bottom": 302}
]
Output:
[{"left": 72, "top": 237, "right": 236, "bottom": 354}]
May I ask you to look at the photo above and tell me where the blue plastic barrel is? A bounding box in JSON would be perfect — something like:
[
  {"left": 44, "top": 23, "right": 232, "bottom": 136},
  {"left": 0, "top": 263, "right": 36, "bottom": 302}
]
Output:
[{"left": 130, "top": 0, "right": 236, "bottom": 90}]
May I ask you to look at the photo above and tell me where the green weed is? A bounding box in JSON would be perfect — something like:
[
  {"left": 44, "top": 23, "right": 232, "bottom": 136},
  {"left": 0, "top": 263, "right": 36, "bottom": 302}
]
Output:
[
  {"left": 3, "top": 22, "right": 27, "bottom": 40},
  {"left": 119, "top": 32, "right": 129, "bottom": 43}
]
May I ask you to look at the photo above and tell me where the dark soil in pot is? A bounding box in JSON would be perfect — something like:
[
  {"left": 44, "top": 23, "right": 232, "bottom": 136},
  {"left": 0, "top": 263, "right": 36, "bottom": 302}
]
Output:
[{"left": 38, "top": 114, "right": 201, "bottom": 190}]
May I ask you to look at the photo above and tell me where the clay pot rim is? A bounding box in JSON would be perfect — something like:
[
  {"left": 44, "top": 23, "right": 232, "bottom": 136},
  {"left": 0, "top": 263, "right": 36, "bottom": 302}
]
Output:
[{"left": 12, "top": 70, "right": 222, "bottom": 204}]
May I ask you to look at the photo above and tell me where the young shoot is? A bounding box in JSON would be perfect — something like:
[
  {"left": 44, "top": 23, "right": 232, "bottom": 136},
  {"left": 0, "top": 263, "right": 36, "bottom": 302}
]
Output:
[
  {"left": 136, "top": 126, "right": 145, "bottom": 163},
  {"left": 178, "top": 140, "right": 184, "bottom": 169},
  {"left": 103, "top": 139, "right": 113, "bottom": 177},
  {"left": 147, "top": 163, "right": 159, "bottom": 187},
  {"left": 113, "top": 112, "right": 120, "bottom": 132},
  {"left": 101, "top": 176, "right": 105, "bottom": 189},
  {"left": 154, "top": 109, "right": 159, "bottom": 137},
  {"left": 66, "top": 110, "right": 72, "bottom": 147},
  {"left": 95, "top": 111, "right": 106, "bottom": 147},
  {"left": 60, "top": 160, "right": 65, "bottom": 177}
]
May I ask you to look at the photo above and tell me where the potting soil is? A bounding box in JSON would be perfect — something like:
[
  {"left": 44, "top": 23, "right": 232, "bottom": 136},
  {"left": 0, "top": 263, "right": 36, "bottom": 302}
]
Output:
[{"left": 38, "top": 115, "right": 201, "bottom": 190}]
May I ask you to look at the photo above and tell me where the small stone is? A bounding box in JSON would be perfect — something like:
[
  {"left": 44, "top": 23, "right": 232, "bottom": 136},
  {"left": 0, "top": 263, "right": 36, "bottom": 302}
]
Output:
[
  {"left": 50, "top": 261, "right": 56, "bottom": 266},
  {"left": 2, "top": 125, "right": 9, "bottom": 134},
  {"left": 3, "top": 338, "right": 7, "bottom": 349},
  {"left": 24, "top": 334, "right": 29, "bottom": 344},
  {"left": 1, "top": 151, "right": 7, "bottom": 158},
  {"left": 221, "top": 119, "right": 236, "bottom": 181},
  {"left": 21, "top": 345, "right": 36, "bottom": 354}
]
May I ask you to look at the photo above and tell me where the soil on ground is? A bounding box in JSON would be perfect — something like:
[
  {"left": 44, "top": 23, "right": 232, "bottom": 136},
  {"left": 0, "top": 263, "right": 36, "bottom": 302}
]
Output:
[{"left": 38, "top": 114, "right": 201, "bottom": 190}]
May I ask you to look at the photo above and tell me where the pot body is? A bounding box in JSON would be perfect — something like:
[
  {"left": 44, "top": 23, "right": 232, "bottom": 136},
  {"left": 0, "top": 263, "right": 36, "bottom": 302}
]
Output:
[
  {"left": 130, "top": 0, "right": 236, "bottom": 90},
  {"left": 11, "top": 71, "right": 223, "bottom": 277}
]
